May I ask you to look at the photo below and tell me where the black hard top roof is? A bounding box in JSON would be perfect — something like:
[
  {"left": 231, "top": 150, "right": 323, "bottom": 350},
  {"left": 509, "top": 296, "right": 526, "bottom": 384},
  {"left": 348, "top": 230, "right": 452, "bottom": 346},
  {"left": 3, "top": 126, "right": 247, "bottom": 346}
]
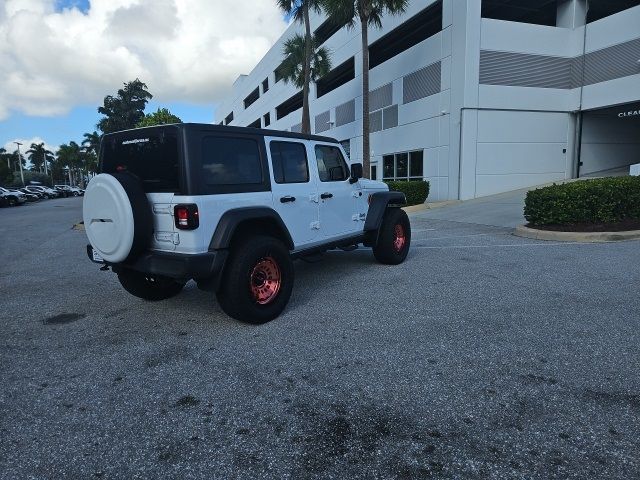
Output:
[{"left": 103, "top": 123, "right": 339, "bottom": 144}]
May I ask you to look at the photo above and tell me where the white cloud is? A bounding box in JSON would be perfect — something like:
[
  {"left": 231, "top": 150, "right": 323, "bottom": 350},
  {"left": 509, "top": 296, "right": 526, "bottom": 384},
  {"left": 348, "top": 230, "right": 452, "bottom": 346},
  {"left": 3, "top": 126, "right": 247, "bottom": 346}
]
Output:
[
  {"left": 3, "top": 137, "right": 58, "bottom": 167},
  {"left": 0, "top": 0, "right": 287, "bottom": 121}
]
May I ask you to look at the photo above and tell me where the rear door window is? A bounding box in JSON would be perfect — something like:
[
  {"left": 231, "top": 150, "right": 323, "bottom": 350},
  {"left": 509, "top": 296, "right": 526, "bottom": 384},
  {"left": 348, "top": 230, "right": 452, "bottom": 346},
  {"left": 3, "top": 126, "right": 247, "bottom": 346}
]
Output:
[
  {"left": 269, "top": 141, "right": 309, "bottom": 184},
  {"left": 101, "top": 134, "right": 180, "bottom": 193}
]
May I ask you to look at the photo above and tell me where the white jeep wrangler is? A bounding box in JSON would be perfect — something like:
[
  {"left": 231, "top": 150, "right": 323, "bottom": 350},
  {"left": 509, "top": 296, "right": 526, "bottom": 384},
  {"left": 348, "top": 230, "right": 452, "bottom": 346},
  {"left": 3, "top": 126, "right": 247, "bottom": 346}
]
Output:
[{"left": 83, "top": 124, "right": 411, "bottom": 323}]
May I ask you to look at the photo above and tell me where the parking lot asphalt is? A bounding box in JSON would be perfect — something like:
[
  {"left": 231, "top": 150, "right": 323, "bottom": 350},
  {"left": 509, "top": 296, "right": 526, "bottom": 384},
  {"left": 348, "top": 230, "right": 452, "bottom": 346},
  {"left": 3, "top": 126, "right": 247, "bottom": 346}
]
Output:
[{"left": 1, "top": 198, "right": 639, "bottom": 479}]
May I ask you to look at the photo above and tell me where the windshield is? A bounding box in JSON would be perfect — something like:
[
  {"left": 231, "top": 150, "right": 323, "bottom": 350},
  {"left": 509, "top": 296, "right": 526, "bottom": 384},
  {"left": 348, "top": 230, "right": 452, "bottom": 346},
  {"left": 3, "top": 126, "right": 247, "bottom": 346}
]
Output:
[{"left": 101, "top": 132, "right": 181, "bottom": 193}]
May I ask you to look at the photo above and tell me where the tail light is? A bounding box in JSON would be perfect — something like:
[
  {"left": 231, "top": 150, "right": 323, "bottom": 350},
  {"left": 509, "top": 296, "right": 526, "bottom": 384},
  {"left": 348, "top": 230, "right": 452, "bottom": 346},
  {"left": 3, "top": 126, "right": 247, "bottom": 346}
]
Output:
[{"left": 174, "top": 204, "right": 199, "bottom": 230}]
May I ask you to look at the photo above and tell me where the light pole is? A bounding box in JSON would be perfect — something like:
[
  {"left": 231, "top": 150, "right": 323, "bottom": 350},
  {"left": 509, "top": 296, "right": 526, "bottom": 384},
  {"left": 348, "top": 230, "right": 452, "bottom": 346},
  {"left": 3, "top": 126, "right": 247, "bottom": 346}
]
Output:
[{"left": 14, "top": 141, "right": 25, "bottom": 187}]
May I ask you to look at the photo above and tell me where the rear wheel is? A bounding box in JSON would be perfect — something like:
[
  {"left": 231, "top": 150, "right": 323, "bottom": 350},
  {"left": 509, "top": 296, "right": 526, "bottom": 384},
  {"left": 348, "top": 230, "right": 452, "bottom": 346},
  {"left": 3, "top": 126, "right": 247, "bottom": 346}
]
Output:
[
  {"left": 7, "top": 197, "right": 17, "bottom": 207},
  {"left": 216, "top": 235, "right": 294, "bottom": 324},
  {"left": 373, "top": 208, "right": 411, "bottom": 265},
  {"left": 117, "top": 269, "right": 185, "bottom": 301}
]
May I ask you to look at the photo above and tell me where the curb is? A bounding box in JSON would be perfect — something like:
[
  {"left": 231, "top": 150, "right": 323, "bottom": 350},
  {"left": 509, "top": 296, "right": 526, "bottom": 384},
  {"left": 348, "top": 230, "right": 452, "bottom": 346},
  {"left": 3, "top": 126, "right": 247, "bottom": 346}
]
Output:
[
  {"left": 403, "top": 204, "right": 428, "bottom": 214},
  {"left": 513, "top": 225, "right": 640, "bottom": 243}
]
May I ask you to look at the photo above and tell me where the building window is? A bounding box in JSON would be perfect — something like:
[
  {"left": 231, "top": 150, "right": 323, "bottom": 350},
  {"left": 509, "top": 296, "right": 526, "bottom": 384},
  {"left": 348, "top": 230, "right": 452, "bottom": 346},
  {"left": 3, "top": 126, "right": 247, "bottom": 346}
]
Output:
[
  {"left": 244, "top": 87, "right": 260, "bottom": 109},
  {"left": 275, "top": 59, "right": 287, "bottom": 83},
  {"left": 270, "top": 141, "right": 309, "bottom": 184},
  {"left": 369, "top": 2, "right": 443, "bottom": 70},
  {"left": 262, "top": 78, "right": 269, "bottom": 93},
  {"left": 316, "top": 57, "right": 355, "bottom": 98},
  {"left": 383, "top": 150, "right": 424, "bottom": 180},
  {"left": 314, "top": 17, "right": 349, "bottom": 46},
  {"left": 224, "top": 112, "right": 234, "bottom": 125},
  {"left": 247, "top": 118, "right": 261, "bottom": 128},
  {"left": 340, "top": 139, "right": 350, "bottom": 159},
  {"left": 371, "top": 165, "right": 377, "bottom": 180},
  {"left": 587, "top": 0, "right": 640, "bottom": 23},
  {"left": 276, "top": 91, "right": 303, "bottom": 120},
  {"left": 263, "top": 112, "right": 271, "bottom": 127},
  {"left": 481, "top": 0, "right": 558, "bottom": 26}
]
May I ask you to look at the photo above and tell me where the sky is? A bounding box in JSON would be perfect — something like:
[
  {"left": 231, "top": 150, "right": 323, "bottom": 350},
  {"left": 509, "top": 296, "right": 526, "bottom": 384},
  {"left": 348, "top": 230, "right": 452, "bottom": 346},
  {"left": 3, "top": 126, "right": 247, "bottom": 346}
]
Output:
[{"left": 0, "top": 0, "right": 289, "bottom": 156}]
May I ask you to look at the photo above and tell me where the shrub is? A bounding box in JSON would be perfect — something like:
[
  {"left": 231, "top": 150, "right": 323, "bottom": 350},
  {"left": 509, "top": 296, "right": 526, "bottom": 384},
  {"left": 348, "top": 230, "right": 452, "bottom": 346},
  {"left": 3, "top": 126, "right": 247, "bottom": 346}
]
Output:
[
  {"left": 385, "top": 180, "right": 430, "bottom": 206},
  {"left": 524, "top": 177, "right": 640, "bottom": 225}
]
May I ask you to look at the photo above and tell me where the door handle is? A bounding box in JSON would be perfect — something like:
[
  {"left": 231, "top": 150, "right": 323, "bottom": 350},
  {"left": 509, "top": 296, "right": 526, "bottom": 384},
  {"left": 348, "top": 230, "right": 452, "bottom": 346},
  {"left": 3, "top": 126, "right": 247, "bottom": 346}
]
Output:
[
  {"left": 320, "top": 192, "right": 333, "bottom": 200},
  {"left": 280, "top": 196, "right": 296, "bottom": 203}
]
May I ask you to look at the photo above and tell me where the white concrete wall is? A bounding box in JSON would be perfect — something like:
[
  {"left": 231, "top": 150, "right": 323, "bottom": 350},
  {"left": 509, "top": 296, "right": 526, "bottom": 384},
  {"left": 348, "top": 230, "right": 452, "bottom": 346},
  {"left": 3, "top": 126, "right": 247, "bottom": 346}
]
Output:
[
  {"left": 581, "top": 113, "right": 640, "bottom": 175},
  {"left": 460, "top": 110, "right": 571, "bottom": 198}
]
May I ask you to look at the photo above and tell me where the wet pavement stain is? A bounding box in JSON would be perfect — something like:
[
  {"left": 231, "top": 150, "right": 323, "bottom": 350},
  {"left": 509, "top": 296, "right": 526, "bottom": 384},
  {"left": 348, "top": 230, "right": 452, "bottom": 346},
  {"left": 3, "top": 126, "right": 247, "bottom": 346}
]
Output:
[{"left": 43, "top": 313, "right": 86, "bottom": 325}]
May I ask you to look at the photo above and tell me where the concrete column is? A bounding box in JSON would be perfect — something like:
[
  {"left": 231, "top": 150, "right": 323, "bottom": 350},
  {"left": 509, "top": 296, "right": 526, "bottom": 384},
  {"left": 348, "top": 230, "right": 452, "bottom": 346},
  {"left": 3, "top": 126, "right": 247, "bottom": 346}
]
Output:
[
  {"left": 445, "top": 0, "right": 482, "bottom": 200},
  {"left": 557, "top": 0, "right": 588, "bottom": 28}
]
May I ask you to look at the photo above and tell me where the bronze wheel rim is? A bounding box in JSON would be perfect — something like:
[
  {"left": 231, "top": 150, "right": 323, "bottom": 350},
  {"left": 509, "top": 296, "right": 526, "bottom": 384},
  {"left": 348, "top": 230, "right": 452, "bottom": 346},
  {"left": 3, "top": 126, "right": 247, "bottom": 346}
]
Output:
[{"left": 250, "top": 257, "right": 281, "bottom": 305}]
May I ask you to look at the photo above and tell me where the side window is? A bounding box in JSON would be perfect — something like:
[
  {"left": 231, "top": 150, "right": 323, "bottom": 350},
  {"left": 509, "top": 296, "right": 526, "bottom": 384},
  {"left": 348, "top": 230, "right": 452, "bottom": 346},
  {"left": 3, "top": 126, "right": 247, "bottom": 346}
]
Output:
[
  {"left": 269, "top": 141, "right": 309, "bottom": 184},
  {"left": 315, "top": 145, "right": 349, "bottom": 182},
  {"left": 201, "top": 136, "right": 263, "bottom": 185}
]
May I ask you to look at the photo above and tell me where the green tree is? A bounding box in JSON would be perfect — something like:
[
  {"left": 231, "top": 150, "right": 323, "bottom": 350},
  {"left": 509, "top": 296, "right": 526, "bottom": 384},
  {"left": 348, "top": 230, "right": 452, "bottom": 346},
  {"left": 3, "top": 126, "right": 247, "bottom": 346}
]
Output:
[
  {"left": 321, "top": 0, "right": 407, "bottom": 177},
  {"left": 281, "top": 34, "right": 331, "bottom": 91},
  {"left": 57, "top": 142, "right": 83, "bottom": 185},
  {"left": 26, "top": 142, "right": 55, "bottom": 173},
  {"left": 277, "top": 0, "right": 325, "bottom": 134},
  {"left": 0, "top": 150, "right": 12, "bottom": 185},
  {"left": 136, "top": 108, "right": 182, "bottom": 128},
  {"left": 97, "top": 79, "right": 153, "bottom": 133},
  {"left": 82, "top": 131, "right": 101, "bottom": 157}
]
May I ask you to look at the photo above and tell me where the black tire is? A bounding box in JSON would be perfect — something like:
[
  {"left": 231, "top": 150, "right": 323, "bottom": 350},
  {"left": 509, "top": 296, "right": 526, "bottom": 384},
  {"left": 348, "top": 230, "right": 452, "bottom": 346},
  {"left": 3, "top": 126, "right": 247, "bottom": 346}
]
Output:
[
  {"left": 7, "top": 197, "right": 17, "bottom": 207},
  {"left": 216, "top": 235, "right": 294, "bottom": 324},
  {"left": 73, "top": 192, "right": 79, "bottom": 197},
  {"left": 117, "top": 269, "right": 185, "bottom": 301},
  {"left": 372, "top": 208, "right": 411, "bottom": 265}
]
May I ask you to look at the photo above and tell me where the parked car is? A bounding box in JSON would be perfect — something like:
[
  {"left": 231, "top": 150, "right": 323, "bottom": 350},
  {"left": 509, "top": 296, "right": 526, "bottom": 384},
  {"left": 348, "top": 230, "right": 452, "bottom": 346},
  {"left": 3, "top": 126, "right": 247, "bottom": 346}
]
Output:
[
  {"left": 55, "top": 185, "right": 84, "bottom": 197},
  {"left": 84, "top": 123, "right": 410, "bottom": 323},
  {"left": 0, "top": 187, "right": 27, "bottom": 206},
  {"left": 19, "top": 188, "right": 42, "bottom": 200},
  {"left": 9, "top": 188, "right": 39, "bottom": 202},
  {"left": 25, "top": 185, "right": 59, "bottom": 199}
]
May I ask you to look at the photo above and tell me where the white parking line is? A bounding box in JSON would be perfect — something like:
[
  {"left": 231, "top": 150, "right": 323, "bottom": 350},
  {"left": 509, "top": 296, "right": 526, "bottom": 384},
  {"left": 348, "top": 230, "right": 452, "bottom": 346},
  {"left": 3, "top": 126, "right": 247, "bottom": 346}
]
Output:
[{"left": 410, "top": 242, "right": 596, "bottom": 250}]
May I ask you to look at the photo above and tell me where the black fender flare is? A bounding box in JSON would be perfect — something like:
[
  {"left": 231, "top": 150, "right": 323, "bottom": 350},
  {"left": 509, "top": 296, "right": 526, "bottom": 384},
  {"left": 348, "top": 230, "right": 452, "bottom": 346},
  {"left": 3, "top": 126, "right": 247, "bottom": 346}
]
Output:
[
  {"left": 364, "top": 191, "right": 407, "bottom": 232},
  {"left": 209, "top": 207, "right": 294, "bottom": 251}
]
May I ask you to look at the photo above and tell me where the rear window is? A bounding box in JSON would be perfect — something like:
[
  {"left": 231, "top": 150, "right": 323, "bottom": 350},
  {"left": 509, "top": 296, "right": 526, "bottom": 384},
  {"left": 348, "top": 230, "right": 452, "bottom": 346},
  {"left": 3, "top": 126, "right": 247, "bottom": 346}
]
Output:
[
  {"left": 201, "top": 136, "right": 263, "bottom": 186},
  {"left": 101, "top": 134, "right": 180, "bottom": 193}
]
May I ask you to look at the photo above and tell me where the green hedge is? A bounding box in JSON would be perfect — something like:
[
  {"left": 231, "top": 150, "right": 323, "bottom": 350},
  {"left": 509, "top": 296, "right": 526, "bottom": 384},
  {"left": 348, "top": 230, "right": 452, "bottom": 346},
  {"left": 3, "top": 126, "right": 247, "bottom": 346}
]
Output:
[
  {"left": 385, "top": 180, "right": 430, "bottom": 206},
  {"left": 524, "top": 177, "right": 640, "bottom": 225}
]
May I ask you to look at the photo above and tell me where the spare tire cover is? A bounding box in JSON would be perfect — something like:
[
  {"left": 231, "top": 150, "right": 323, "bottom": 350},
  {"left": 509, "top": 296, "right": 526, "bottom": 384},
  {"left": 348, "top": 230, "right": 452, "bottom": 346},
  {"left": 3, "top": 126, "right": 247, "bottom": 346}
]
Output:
[{"left": 83, "top": 173, "right": 152, "bottom": 263}]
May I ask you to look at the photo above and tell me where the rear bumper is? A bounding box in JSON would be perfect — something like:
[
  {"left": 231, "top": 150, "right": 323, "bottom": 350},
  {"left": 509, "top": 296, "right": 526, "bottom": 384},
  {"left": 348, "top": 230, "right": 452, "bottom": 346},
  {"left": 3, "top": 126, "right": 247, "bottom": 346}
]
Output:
[{"left": 87, "top": 245, "right": 228, "bottom": 287}]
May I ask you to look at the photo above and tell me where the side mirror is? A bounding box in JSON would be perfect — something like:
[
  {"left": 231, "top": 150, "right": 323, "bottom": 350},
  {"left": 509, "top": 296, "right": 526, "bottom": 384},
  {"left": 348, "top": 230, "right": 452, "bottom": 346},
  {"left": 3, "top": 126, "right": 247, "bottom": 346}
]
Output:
[{"left": 350, "top": 163, "right": 363, "bottom": 184}]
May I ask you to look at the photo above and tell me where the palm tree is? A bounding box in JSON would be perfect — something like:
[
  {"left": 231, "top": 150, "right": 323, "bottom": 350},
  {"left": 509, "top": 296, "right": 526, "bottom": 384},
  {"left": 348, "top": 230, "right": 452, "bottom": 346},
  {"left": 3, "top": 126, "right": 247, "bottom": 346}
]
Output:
[
  {"left": 57, "top": 142, "right": 82, "bottom": 185},
  {"left": 321, "top": 0, "right": 407, "bottom": 177},
  {"left": 82, "top": 131, "right": 101, "bottom": 157},
  {"left": 277, "top": 0, "right": 324, "bottom": 134},
  {"left": 26, "top": 142, "right": 55, "bottom": 174},
  {"left": 281, "top": 34, "right": 332, "bottom": 93}
]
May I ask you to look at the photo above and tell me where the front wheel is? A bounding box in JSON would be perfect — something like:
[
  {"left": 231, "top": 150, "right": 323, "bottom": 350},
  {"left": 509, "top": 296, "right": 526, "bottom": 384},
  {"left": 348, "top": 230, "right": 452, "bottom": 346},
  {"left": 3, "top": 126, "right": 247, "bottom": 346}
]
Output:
[
  {"left": 117, "top": 269, "right": 185, "bottom": 301},
  {"left": 216, "top": 235, "right": 294, "bottom": 324},
  {"left": 373, "top": 208, "right": 411, "bottom": 265},
  {"left": 7, "top": 197, "right": 17, "bottom": 207}
]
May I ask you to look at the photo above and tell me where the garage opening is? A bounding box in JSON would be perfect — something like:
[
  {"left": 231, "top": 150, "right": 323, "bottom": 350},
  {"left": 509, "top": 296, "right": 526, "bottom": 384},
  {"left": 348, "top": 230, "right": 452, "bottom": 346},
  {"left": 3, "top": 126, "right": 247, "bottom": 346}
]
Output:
[{"left": 579, "top": 102, "right": 640, "bottom": 177}]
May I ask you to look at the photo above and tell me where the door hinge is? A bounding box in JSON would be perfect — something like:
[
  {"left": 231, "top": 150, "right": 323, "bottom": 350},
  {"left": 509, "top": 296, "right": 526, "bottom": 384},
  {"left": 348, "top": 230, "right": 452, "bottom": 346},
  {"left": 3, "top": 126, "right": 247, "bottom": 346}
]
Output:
[{"left": 310, "top": 221, "right": 320, "bottom": 230}]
